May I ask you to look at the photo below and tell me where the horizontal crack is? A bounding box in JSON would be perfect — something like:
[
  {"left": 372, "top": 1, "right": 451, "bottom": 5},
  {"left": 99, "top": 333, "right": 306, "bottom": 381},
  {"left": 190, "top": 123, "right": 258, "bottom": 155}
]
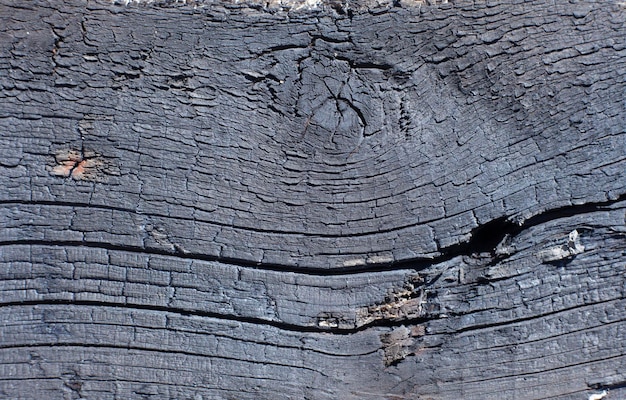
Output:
[
  {"left": 0, "top": 299, "right": 428, "bottom": 335},
  {"left": 458, "top": 353, "right": 626, "bottom": 387},
  {"left": 447, "top": 297, "right": 625, "bottom": 336},
  {"left": 0, "top": 238, "right": 415, "bottom": 276},
  {"left": 0, "top": 199, "right": 506, "bottom": 240},
  {"left": 1, "top": 193, "right": 624, "bottom": 275},
  {"left": 443, "top": 193, "right": 626, "bottom": 266},
  {"left": 0, "top": 344, "right": 326, "bottom": 376}
]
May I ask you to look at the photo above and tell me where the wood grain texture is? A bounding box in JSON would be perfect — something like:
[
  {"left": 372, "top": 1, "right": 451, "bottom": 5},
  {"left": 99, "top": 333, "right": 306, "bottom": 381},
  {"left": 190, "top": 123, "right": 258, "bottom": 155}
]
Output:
[{"left": 0, "top": 0, "right": 625, "bottom": 399}]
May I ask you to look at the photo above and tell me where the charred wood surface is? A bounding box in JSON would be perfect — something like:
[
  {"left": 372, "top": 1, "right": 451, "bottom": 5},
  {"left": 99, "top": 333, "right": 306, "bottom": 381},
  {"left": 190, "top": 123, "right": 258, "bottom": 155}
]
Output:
[{"left": 0, "top": 0, "right": 625, "bottom": 399}]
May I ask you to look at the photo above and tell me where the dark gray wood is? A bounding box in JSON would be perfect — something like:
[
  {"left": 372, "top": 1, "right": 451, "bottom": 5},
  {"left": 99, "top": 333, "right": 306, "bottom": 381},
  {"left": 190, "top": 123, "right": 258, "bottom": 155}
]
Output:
[{"left": 0, "top": 0, "right": 625, "bottom": 398}]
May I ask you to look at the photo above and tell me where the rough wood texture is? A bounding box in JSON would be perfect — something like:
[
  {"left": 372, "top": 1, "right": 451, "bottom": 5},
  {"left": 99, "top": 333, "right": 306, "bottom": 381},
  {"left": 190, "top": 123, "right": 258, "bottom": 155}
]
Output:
[{"left": 1, "top": 0, "right": 625, "bottom": 399}]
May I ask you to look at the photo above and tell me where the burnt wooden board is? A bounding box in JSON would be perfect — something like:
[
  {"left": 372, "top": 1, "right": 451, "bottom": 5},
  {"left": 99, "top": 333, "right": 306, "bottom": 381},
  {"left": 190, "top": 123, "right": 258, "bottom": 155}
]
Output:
[{"left": 0, "top": 0, "right": 625, "bottom": 398}]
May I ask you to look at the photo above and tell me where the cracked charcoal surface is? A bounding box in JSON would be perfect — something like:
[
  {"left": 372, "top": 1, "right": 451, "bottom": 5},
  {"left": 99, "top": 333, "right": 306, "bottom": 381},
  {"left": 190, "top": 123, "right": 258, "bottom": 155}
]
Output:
[
  {"left": 1, "top": 0, "right": 625, "bottom": 268},
  {"left": 1, "top": 206, "right": 625, "bottom": 399},
  {"left": 1, "top": 0, "right": 625, "bottom": 399}
]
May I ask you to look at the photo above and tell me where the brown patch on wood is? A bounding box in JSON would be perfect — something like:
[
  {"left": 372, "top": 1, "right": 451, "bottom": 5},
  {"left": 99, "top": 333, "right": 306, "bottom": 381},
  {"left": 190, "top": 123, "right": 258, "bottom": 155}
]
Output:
[
  {"left": 48, "top": 149, "right": 106, "bottom": 181},
  {"left": 380, "top": 325, "right": 429, "bottom": 366},
  {"left": 410, "top": 325, "right": 426, "bottom": 337},
  {"left": 356, "top": 274, "right": 426, "bottom": 327},
  {"left": 380, "top": 326, "right": 416, "bottom": 366}
]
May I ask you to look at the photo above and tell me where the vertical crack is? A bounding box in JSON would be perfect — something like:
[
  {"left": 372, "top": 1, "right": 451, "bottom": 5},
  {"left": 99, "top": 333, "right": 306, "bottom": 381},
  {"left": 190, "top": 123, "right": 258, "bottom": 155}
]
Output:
[{"left": 50, "top": 28, "right": 64, "bottom": 75}]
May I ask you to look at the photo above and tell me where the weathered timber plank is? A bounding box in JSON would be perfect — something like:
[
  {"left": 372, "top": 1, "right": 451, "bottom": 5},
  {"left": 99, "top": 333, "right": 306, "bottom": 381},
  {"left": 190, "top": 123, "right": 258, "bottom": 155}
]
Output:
[
  {"left": 1, "top": 204, "right": 625, "bottom": 398},
  {"left": 1, "top": 204, "right": 624, "bottom": 331},
  {"left": 0, "top": 241, "right": 423, "bottom": 329},
  {"left": 1, "top": 0, "right": 626, "bottom": 399},
  {"left": 0, "top": 305, "right": 386, "bottom": 399},
  {"left": 1, "top": 0, "right": 625, "bottom": 268}
]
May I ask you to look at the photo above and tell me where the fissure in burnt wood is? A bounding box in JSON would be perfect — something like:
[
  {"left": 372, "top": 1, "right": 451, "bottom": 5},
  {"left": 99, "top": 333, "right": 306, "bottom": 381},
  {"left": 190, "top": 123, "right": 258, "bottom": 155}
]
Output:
[{"left": 0, "top": 0, "right": 625, "bottom": 399}]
